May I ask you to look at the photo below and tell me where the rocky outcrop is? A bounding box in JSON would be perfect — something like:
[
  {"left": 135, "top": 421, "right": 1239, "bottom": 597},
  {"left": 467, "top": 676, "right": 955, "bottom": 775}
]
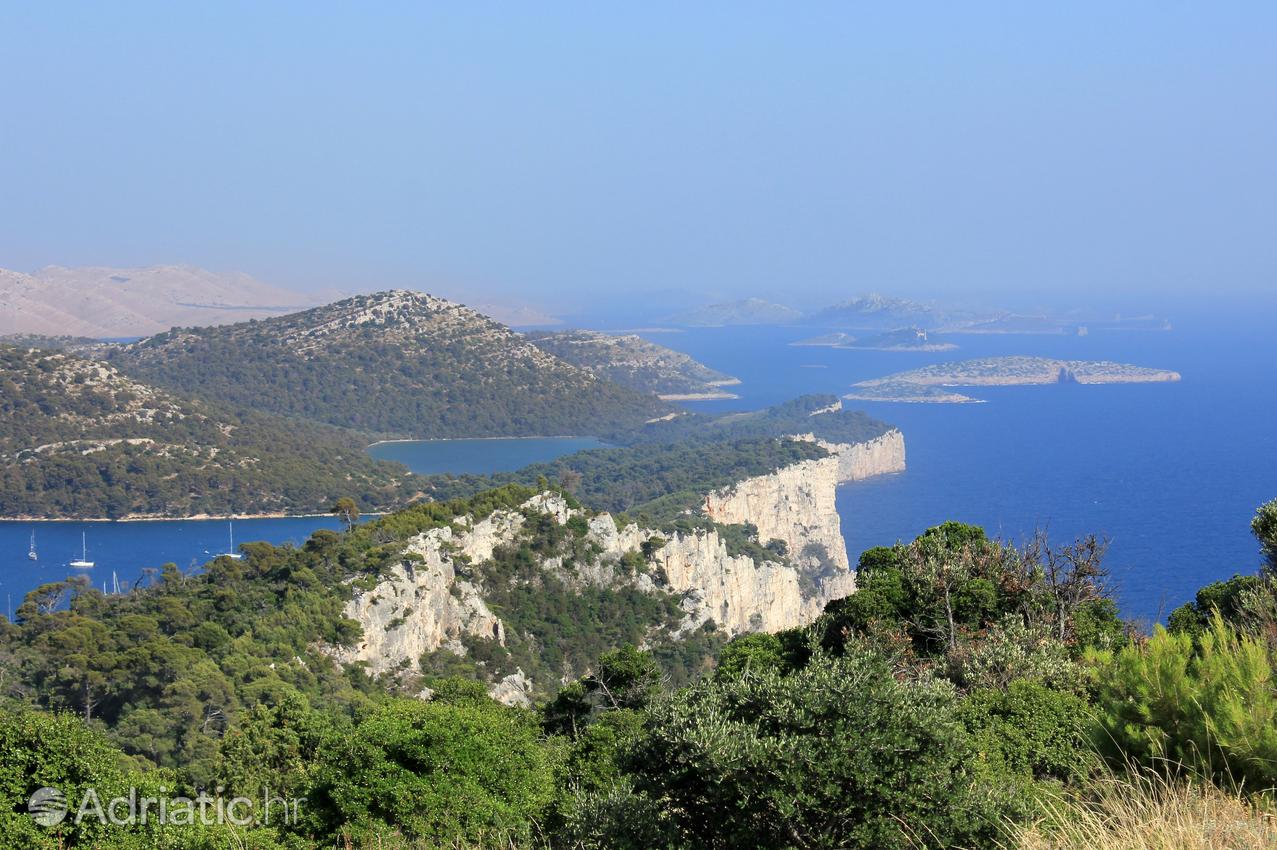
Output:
[
  {"left": 702, "top": 456, "right": 849, "bottom": 572},
  {"left": 655, "top": 528, "right": 852, "bottom": 634},
  {"left": 331, "top": 431, "right": 906, "bottom": 703},
  {"left": 790, "top": 429, "right": 907, "bottom": 484},
  {"left": 330, "top": 524, "right": 508, "bottom": 677}
]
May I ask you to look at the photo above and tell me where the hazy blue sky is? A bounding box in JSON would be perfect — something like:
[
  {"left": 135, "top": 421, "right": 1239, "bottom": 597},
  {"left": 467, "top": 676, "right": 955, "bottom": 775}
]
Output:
[{"left": 1, "top": 3, "right": 1274, "bottom": 314}]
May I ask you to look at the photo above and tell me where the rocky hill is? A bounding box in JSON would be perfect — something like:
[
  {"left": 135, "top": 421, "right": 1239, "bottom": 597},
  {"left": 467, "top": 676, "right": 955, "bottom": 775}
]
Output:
[
  {"left": 0, "top": 345, "right": 413, "bottom": 518},
  {"left": 333, "top": 437, "right": 893, "bottom": 700},
  {"left": 106, "top": 290, "right": 670, "bottom": 438},
  {"left": 803, "top": 293, "right": 970, "bottom": 330},
  {"left": 0, "top": 264, "right": 316, "bottom": 338},
  {"left": 526, "top": 329, "right": 740, "bottom": 399}
]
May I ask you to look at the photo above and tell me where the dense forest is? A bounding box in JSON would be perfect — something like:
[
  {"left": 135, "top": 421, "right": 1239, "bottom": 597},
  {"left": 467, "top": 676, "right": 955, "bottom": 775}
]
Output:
[
  {"left": 2, "top": 489, "right": 1275, "bottom": 848},
  {"left": 106, "top": 292, "right": 669, "bottom": 439},
  {"left": 0, "top": 345, "right": 414, "bottom": 518}
]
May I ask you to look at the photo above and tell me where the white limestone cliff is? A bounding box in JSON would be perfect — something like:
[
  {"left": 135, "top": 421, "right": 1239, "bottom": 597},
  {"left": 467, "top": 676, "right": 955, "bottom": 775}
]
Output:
[
  {"left": 702, "top": 455, "right": 849, "bottom": 572},
  {"left": 330, "top": 432, "right": 906, "bottom": 704},
  {"left": 790, "top": 428, "right": 907, "bottom": 484}
]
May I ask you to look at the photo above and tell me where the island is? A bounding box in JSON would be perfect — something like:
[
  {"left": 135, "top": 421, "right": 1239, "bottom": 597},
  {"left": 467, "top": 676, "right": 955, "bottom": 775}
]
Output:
[
  {"left": 847, "top": 356, "right": 1181, "bottom": 403},
  {"left": 790, "top": 331, "right": 857, "bottom": 347}
]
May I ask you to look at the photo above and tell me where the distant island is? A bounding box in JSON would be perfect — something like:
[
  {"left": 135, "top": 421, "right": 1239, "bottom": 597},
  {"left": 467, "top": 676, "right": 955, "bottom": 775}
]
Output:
[
  {"left": 665, "top": 298, "right": 803, "bottom": 327},
  {"left": 791, "top": 327, "right": 957, "bottom": 352},
  {"left": 847, "top": 356, "right": 1181, "bottom": 403}
]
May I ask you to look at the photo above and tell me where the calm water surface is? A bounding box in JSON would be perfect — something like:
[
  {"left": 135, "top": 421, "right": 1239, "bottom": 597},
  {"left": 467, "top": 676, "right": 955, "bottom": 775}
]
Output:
[
  {"left": 0, "top": 437, "right": 604, "bottom": 611},
  {"left": 5, "top": 316, "right": 1273, "bottom": 623},
  {"left": 632, "top": 314, "right": 1277, "bottom": 623}
]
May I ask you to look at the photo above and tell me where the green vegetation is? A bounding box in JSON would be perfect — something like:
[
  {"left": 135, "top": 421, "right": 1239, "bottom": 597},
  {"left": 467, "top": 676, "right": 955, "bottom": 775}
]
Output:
[
  {"left": 525, "top": 329, "right": 739, "bottom": 396},
  {"left": 423, "top": 436, "right": 828, "bottom": 521},
  {"left": 418, "top": 395, "right": 893, "bottom": 521},
  {"left": 3, "top": 490, "right": 1273, "bottom": 848},
  {"left": 0, "top": 345, "right": 413, "bottom": 518},
  {"left": 107, "top": 291, "right": 668, "bottom": 439}
]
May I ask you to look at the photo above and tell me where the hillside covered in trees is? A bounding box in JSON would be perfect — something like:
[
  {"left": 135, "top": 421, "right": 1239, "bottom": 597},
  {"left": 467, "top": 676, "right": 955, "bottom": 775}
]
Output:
[
  {"left": 0, "top": 345, "right": 414, "bottom": 518},
  {"left": 3, "top": 488, "right": 1274, "bottom": 848},
  {"left": 106, "top": 291, "right": 670, "bottom": 439}
]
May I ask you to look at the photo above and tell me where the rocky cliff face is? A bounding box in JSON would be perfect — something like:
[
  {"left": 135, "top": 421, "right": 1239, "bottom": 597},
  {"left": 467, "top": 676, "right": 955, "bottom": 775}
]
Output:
[
  {"left": 332, "top": 432, "right": 906, "bottom": 702},
  {"left": 791, "top": 429, "right": 907, "bottom": 484},
  {"left": 702, "top": 456, "right": 849, "bottom": 572}
]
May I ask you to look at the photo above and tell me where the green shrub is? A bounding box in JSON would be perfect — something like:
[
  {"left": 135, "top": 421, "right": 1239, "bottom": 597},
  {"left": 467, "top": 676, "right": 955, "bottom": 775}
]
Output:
[
  {"left": 960, "top": 679, "right": 1091, "bottom": 782},
  {"left": 622, "top": 650, "right": 1009, "bottom": 849},
  {"left": 302, "top": 697, "right": 557, "bottom": 844},
  {"left": 1091, "top": 616, "right": 1277, "bottom": 790}
]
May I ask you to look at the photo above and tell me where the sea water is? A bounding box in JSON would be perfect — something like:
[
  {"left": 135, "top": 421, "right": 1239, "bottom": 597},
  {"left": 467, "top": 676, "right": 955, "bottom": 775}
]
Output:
[
  {"left": 0, "top": 438, "right": 604, "bottom": 611},
  {"left": 632, "top": 311, "right": 1277, "bottom": 623}
]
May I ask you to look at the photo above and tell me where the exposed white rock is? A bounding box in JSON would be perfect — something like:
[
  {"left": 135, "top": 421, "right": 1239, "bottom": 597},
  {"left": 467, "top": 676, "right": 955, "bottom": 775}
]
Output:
[
  {"left": 489, "top": 669, "right": 535, "bottom": 707},
  {"left": 702, "top": 455, "right": 850, "bottom": 572},
  {"left": 789, "top": 429, "right": 907, "bottom": 484},
  {"left": 330, "top": 525, "right": 505, "bottom": 676},
  {"left": 331, "top": 429, "right": 907, "bottom": 692}
]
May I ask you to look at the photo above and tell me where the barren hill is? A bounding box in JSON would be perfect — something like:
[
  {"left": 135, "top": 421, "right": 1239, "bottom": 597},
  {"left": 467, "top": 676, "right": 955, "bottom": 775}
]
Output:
[{"left": 0, "top": 264, "right": 316, "bottom": 338}]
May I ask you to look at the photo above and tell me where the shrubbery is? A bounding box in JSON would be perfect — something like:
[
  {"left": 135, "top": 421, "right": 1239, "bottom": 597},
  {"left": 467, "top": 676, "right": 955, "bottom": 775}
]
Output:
[{"left": 2, "top": 496, "right": 1276, "bottom": 848}]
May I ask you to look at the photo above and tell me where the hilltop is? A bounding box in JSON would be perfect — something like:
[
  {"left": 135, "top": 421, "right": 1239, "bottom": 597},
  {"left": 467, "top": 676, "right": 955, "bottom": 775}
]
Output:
[
  {"left": 0, "top": 345, "right": 413, "bottom": 518},
  {"left": 526, "top": 329, "right": 740, "bottom": 399},
  {"left": 803, "top": 293, "right": 970, "bottom": 329},
  {"left": 0, "top": 264, "right": 316, "bottom": 338},
  {"left": 106, "top": 290, "right": 670, "bottom": 439}
]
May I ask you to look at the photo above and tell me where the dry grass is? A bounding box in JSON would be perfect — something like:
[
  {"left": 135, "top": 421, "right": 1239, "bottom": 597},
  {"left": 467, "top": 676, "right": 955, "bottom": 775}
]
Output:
[{"left": 1009, "top": 768, "right": 1277, "bottom": 850}]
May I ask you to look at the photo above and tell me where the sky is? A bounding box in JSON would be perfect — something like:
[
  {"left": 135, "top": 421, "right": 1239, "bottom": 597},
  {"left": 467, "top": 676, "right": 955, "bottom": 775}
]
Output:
[{"left": 1, "top": 3, "right": 1274, "bottom": 317}]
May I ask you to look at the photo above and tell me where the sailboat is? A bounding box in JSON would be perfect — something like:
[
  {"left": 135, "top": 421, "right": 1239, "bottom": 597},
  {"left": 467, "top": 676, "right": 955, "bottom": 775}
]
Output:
[
  {"left": 27, "top": 531, "right": 37, "bottom": 561},
  {"left": 219, "top": 521, "right": 244, "bottom": 560},
  {"left": 69, "top": 532, "right": 94, "bottom": 569}
]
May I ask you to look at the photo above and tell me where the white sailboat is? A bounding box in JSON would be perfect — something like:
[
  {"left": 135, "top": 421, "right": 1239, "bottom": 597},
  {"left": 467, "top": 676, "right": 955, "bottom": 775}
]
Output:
[
  {"left": 220, "top": 521, "right": 244, "bottom": 560},
  {"left": 69, "top": 532, "right": 94, "bottom": 569},
  {"left": 28, "top": 531, "right": 38, "bottom": 561}
]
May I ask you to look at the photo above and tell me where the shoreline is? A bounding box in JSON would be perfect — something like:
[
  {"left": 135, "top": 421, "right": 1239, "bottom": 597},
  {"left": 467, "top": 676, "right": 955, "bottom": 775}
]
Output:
[{"left": 1, "top": 511, "right": 389, "bottom": 524}]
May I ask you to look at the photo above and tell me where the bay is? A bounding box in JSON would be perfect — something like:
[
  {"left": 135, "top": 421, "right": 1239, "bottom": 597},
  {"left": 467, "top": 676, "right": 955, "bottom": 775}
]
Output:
[{"left": 0, "top": 436, "right": 605, "bottom": 611}]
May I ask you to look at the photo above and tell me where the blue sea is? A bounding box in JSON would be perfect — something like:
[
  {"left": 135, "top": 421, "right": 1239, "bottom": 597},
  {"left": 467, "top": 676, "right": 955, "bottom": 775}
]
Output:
[
  {"left": 627, "top": 311, "right": 1277, "bottom": 623},
  {"left": 0, "top": 437, "right": 606, "bottom": 611},
  {"left": 2, "top": 311, "right": 1273, "bottom": 623}
]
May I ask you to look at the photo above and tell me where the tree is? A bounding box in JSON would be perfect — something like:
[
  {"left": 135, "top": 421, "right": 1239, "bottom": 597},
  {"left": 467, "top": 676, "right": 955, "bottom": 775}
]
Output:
[
  {"left": 331, "top": 496, "right": 360, "bottom": 530},
  {"left": 623, "top": 649, "right": 1006, "bottom": 850},
  {"left": 304, "top": 697, "right": 556, "bottom": 844},
  {"left": 1253, "top": 498, "right": 1277, "bottom": 571}
]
